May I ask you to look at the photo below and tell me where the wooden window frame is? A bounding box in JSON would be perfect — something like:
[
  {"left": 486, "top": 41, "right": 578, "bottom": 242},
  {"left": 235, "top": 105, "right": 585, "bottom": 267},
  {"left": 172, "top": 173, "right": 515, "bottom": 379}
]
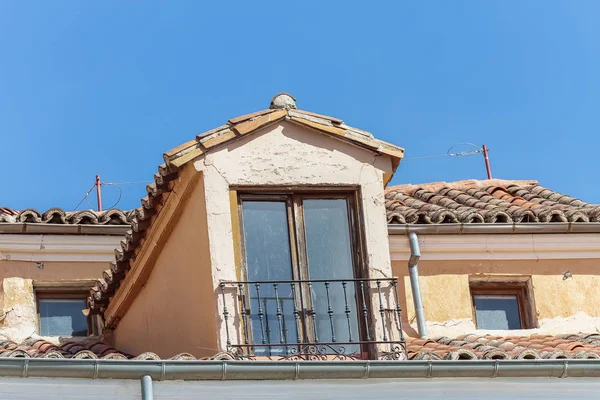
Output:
[
  {"left": 470, "top": 280, "right": 536, "bottom": 330},
  {"left": 35, "top": 284, "right": 95, "bottom": 337},
  {"left": 234, "top": 187, "right": 373, "bottom": 354}
]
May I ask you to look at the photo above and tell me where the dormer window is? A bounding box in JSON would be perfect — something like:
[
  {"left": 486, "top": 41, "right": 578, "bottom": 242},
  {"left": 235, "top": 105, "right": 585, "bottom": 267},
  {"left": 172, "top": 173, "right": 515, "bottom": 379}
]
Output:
[{"left": 236, "top": 191, "right": 363, "bottom": 355}]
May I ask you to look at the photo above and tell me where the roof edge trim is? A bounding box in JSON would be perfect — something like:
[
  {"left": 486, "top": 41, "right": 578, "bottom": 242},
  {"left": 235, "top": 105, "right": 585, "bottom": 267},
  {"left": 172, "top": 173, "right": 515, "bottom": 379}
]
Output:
[
  {"left": 0, "top": 223, "right": 130, "bottom": 235},
  {"left": 388, "top": 222, "right": 600, "bottom": 235}
]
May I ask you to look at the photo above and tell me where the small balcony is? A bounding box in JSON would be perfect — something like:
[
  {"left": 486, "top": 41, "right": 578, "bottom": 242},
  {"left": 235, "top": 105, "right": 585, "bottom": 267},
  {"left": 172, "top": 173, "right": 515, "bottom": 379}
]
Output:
[{"left": 219, "top": 277, "right": 406, "bottom": 360}]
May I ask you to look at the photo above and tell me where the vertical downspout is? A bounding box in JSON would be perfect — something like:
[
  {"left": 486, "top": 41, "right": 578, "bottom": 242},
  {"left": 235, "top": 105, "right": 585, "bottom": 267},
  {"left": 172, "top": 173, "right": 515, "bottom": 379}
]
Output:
[
  {"left": 408, "top": 232, "right": 427, "bottom": 338},
  {"left": 141, "top": 375, "right": 153, "bottom": 400}
]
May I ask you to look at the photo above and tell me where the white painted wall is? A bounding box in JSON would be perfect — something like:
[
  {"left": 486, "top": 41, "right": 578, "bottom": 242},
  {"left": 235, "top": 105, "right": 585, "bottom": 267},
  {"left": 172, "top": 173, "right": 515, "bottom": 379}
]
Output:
[{"left": 0, "top": 234, "right": 122, "bottom": 262}]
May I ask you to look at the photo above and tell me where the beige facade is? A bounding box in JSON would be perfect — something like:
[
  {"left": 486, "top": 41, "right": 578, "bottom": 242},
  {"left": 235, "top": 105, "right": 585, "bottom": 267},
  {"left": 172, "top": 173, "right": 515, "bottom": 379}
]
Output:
[
  {"left": 391, "top": 232, "right": 600, "bottom": 338},
  {"left": 84, "top": 96, "right": 600, "bottom": 362},
  {"left": 112, "top": 175, "right": 218, "bottom": 358},
  {"left": 111, "top": 120, "right": 398, "bottom": 358},
  {"left": 0, "top": 233, "right": 124, "bottom": 342}
]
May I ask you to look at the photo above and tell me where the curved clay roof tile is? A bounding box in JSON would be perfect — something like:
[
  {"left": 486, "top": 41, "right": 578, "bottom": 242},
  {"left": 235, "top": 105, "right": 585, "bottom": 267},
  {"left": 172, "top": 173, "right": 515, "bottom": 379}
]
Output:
[
  {"left": 42, "top": 208, "right": 67, "bottom": 224},
  {"left": 17, "top": 209, "right": 42, "bottom": 223},
  {"left": 67, "top": 210, "right": 99, "bottom": 225},
  {"left": 99, "top": 209, "right": 130, "bottom": 225}
]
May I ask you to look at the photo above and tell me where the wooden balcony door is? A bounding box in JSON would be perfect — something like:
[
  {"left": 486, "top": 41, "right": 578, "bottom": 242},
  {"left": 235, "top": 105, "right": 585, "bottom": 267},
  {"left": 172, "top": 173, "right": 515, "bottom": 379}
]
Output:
[{"left": 238, "top": 192, "right": 363, "bottom": 356}]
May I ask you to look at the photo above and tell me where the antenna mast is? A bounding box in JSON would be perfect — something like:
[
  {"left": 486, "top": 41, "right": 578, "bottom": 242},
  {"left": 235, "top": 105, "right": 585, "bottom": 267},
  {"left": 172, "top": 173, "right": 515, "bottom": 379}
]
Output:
[{"left": 95, "top": 175, "right": 103, "bottom": 212}]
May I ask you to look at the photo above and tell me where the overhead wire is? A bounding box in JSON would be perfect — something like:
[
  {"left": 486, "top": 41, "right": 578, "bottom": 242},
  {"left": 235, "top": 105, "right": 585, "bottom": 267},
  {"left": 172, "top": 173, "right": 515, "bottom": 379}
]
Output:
[
  {"left": 72, "top": 178, "right": 151, "bottom": 212},
  {"left": 72, "top": 183, "right": 97, "bottom": 211},
  {"left": 103, "top": 181, "right": 153, "bottom": 185},
  {"left": 102, "top": 182, "right": 123, "bottom": 210},
  {"left": 74, "top": 144, "right": 488, "bottom": 210},
  {"left": 403, "top": 142, "right": 484, "bottom": 161}
]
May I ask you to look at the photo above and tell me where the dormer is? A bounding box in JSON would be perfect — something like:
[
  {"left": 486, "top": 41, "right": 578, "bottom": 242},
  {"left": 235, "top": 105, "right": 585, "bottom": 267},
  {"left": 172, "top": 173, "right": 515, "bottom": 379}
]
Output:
[{"left": 89, "top": 94, "right": 405, "bottom": 360}]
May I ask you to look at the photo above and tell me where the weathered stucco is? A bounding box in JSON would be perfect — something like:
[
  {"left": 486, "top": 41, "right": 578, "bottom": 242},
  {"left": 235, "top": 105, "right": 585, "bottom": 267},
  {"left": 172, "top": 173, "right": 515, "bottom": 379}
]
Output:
[
  {"left": 195, "top": 121, "right": 395, "bottom": 352},
  {"left": 0, "top": 260, "right": 114, "bottom": 342},
  {"left": 0, "top": 277, "right": 37, "bottom": 342},
  {"left": 111, "top": 121, "right": 397, "bottom": 357},
  {"left": 392, "top": 256, "right": 600, "bottom": 337},
  {"left": 113, "top": 175, "right": 218, "bottom": 358}
]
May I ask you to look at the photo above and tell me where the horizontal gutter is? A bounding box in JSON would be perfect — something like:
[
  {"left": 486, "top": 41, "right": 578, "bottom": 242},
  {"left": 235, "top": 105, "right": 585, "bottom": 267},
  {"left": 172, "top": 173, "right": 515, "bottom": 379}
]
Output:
[
  {"left": 0, "top": 223, "right": 129, "bottom": 236},
  {"left": 388, "top": 222, "right": 600, "bottom": 235},
  {"left": 1, "top": 359, "right": 600, "bottom": 380}
]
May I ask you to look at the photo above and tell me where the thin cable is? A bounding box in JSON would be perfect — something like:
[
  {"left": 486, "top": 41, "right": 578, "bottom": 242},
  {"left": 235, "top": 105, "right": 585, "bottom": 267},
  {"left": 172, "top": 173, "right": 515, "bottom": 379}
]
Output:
[
  {"left": 403, "top": 142, "right": 483, "bottom": 161},
  {"left": 403, "top": 153, "right": 449, "bottom": 161},
  {"left": 103, "top": 181, "right": 152, "bottom": 185},
  {"left": 73, "top": 183, "right": 97, "bottom": 211},
  {"left": 102, "top": 183, "right": 123, "bottom": 210}
]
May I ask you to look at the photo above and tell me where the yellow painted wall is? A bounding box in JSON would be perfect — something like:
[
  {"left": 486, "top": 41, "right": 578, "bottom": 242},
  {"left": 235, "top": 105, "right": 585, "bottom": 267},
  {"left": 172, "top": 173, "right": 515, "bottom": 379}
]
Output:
[
  {"left": 393, "top": 258, "right": 600, "bottom": 332},
  {"left": 113, "top": 176, "right": 218, "bottom": 358}
]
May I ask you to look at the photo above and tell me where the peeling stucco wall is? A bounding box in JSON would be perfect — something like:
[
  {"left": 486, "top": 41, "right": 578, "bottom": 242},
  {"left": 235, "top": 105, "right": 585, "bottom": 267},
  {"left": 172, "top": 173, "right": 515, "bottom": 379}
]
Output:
[
  {"left": 194, "top": 121, "right": 395, "bottom": 352},
  {"left": 111, "top": 121, "right": 397, "bottom": 357},
  {"left": 0, "top": 277, "right": 37, "bottom": 342},
  {"left": 0, "top": 260, "right": 114, "bottom": 343},
  {"left": 393, "top": 257, "right": 600, "bottom": 337}
]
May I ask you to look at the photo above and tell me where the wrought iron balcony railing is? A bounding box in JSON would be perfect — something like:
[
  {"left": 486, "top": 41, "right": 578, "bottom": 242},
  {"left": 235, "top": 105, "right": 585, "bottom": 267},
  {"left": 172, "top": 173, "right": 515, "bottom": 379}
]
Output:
[{"left": 219, "top": 277, "right": 406, "bottom": 360}]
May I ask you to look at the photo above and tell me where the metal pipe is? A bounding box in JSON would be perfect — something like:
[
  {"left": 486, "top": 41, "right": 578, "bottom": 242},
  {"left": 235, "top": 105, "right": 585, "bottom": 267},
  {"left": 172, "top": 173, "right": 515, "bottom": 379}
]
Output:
[
  {"left": 141, "top": 375, "right": 153, "bottom": 399},
  {"left": 95, "top": 175, "right": 103, "bottom": 212},
  {"left": 0, "top": 359, "right": 599, "bottom": 380},
  {"left": 408, "top": 232, "right": 427, "bottom": 338},
  {"left": 482, "top": 144, "right": 492, "bottom": 179}
]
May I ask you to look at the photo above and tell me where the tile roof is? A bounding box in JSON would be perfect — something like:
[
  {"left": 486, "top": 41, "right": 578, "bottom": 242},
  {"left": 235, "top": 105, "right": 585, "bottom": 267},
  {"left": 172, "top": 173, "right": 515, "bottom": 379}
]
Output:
[
  {"left": 406, "top": 333, "right": 600, "bottom": 360},
  {"left": 386, "top": 179, "right": 600, "bottom": 225},
  {"left": 0, "top": 336, "right": 198, "bottom": 360},
  {"left": 88, "top": 93, "right": 405, "bottom": 314},
  {"left": 0, "top": 207, "right": 133, "bottom": 225},
  {"left": 7, "top": 333, "right": 600, "bottom": 361}
]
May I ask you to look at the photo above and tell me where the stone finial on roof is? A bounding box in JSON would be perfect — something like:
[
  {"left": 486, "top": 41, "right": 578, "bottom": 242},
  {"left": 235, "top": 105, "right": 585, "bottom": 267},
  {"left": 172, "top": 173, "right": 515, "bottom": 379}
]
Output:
[{"left": 269, "top": 93, "right": 296, "bottom": 110}]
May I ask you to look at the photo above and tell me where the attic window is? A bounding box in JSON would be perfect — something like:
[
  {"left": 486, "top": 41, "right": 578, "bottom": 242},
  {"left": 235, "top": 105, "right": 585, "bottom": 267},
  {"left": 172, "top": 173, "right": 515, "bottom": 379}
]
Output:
[
  {"left": 38, "top": 296, "right": 88, "bottom": 336},
  {"left": 473, "top": 295, "right": 521, "bottom": 329},
  {"left": 470, "top": 279, "right": 535, "bottom": 330},
  {"left": 35, "top": 284, "right": 93, "bottom": 337}
]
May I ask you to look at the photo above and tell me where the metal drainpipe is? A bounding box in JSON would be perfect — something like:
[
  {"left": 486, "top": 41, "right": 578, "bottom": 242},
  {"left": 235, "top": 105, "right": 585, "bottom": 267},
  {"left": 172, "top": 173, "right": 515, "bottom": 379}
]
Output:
[
  {"left": 408, "top": 232, "right": 427, "bottom": 338},
  {"left": 141, "top": 375, "right": 153, "bottom": 400}
]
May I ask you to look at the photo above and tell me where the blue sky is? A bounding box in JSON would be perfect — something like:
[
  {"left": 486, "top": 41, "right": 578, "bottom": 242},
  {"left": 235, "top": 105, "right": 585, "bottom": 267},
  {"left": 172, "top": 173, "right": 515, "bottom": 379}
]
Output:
[{"left": 1, "top": 1, "right": 599, "bottom": 211}]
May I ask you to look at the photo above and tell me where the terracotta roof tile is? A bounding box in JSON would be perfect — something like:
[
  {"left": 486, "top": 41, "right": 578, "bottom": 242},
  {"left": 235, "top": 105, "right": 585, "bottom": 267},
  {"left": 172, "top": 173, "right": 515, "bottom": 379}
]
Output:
[
  {"left": 88, "top": 93, "right": 405, "bottom": 314},
  {"left": 405, "top": 333, "right": 600, "bottom": 360},
  {"left": 17, "top": 333, "right": 591, "bottom": 361},
  {"left": 0, "top": 208, "right": 133, "bottom": 225},
  {"left": 0, "top": 337, "right": 210, "bottom": 361},
  {"left": 386, "top": 179, "right": 600, "bottom": 224}
]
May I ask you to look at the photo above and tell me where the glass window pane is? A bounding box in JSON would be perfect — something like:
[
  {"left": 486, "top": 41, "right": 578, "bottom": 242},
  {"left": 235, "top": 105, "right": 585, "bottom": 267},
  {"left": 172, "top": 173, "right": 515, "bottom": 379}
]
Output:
[
  {"left": 474, "top": 295, "right": 521, "bottom": 330},
  {"left": 241, "top": 201, "right": 298, "bottom": 354},
  {"left": 39, "top": 299, "right": 88, "bottom": 336},
  {"left": 304, "top": 199, "right": 360, "bottom": 354}
]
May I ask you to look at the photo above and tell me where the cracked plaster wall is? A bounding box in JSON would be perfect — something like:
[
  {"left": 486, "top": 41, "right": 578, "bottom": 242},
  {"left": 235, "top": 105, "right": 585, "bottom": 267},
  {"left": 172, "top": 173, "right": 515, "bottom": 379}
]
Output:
[
  {"left": 0, "top": 261, "right": 111, "bottom": 343},
  {"left": 0, "top": 277, "right": 37, "bottom": 342},
  {"left": 194, "top": 121, "right": 395, "bottom": 351},
  {"left": 393, "top": 258, "right": 600, "bottom": 337}
]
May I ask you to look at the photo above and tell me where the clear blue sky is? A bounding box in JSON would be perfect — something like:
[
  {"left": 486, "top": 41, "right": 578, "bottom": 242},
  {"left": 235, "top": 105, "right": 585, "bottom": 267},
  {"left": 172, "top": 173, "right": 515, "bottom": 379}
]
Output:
[{"left": 1, "top": 1, "right": 599, "bottom": 211}]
